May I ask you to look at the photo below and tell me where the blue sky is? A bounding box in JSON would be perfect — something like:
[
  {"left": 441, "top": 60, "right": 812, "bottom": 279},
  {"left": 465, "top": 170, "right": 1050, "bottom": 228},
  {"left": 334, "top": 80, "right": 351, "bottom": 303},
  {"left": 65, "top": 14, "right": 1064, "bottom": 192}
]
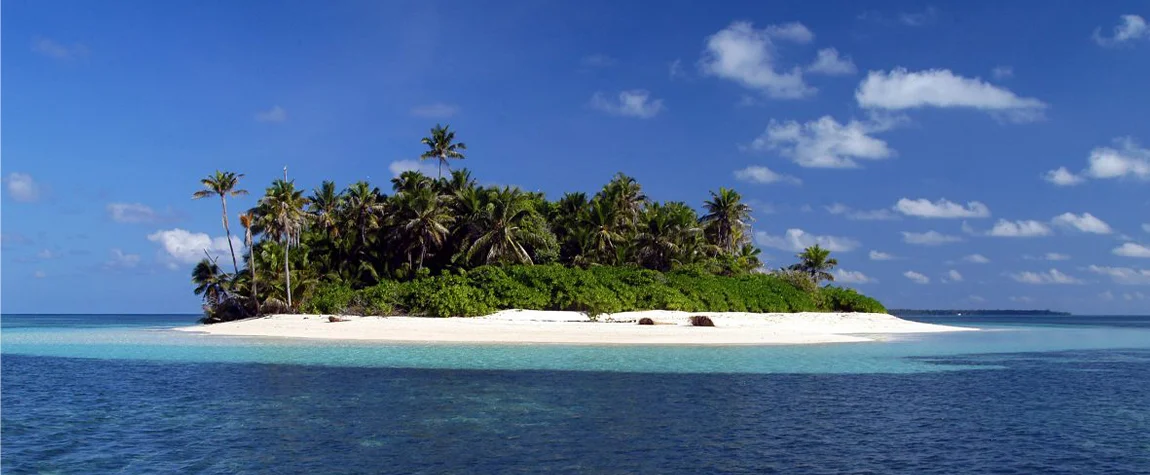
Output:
[{"left": 3, "top": 1, "right": 1149, "bottom": 314}]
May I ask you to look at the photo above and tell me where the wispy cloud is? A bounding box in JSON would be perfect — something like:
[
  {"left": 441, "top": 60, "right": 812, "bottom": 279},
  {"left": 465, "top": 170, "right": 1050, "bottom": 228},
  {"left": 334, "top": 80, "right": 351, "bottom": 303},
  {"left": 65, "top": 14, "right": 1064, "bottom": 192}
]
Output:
[
  {"left": 410, "top": 103, "right": 459, "bottom": 119},
  {"left": 755, "top": 228, "right": 860, "bottom": 252},
  {"left": 1009, "top": 268, "right": 1082, "bottom": 285},
  {"left": 32, "top": 36, "right": 88, "bottom": 60},
  {"left": 903, "top": 270, "right": 930, "bottom": 284},
  {"left": 699, "top": 21, "right": 813, "bottom": 99},
  {"left": 1093, "top": 14, "right": 1149, "bottom": 47},
  {"left": 255, "top": 106, "right": 288, "bottom": 123},
  {"left": 895, "top": 198, "right": 990, "bottom": 219},
  {"left": 107, "top": 203, "right": 182, "bottom": 224},
  {"left": 733, "top": 165, "right": 801, "bottom": 185},
  {"left": 580, "top": 54, "right": 617, "bottom": 68},
  {"left": 902, "top": 230, "right": 963, "bottom": 246},
  {"left": 590, "top": 90, "right": 665, "bottom": 118}
]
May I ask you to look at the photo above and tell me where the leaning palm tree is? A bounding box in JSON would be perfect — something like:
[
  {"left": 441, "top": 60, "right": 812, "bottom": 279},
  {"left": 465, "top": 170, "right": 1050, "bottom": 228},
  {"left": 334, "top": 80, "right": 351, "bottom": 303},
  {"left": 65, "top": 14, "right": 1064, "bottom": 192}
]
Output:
[
  {"left": 192, "top": 255, "right": 230, "bottom": 309},
  {"left": 701, "top": 187, "right": 752, "bottom": 255},
  {"left": 792, "top": 244, "right": 837, "bottom": 284},
  {"left": 419, "top": 124, "right": 467, "bottom": 178},
  {"left": 258, "top": 179, "right": 309, "bottom": 308},
  {"left": 193, "top": 171, "right": 248, "bottom": 274},
  {"left": 238, "top": 211, "right": 258, "bottom": 315}
]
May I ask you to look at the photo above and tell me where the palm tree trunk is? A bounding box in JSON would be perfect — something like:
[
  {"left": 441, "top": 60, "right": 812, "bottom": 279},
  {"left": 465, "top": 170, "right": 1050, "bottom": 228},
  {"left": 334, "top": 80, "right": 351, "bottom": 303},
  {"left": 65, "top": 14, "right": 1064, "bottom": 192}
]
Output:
[
  {"left": 284, "top": 236, "right": 292, "bottom": 308},
  {"left": 250, "top": 240, "right": 259, "bottom": 315},
  {"left": 438, "top": 159, "right": 443, "bottom": 179},
  {"left": 220, "top": 197, "right": 239, "bottom": 274}
]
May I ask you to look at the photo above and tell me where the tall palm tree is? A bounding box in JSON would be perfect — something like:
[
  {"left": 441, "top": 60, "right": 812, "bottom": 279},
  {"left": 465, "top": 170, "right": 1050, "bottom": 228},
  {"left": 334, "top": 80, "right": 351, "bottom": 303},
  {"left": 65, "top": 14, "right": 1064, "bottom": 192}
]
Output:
[
  {"left": 792, "top": 244, "right": 837, "bottom": 284},
  {"left": 258, "top": 179, "right": 309, "bottom": 308},
  {"left": 701, "top": 187, "right": 753, "bottom": 255},
  {"left": 238, "top": 211, "right": 259, "bottom": 314},
  {"left": 193, "top": 171, "right": 248, "bottom": 274},
  {"left": 634, "top": 202, "right": 703, "bottom": 271},
  {"left": 465, "top": 187, "right": 542, "bottom": 265},
  {"left": 585, "top": 198, "right": 624, "bottom": 265},
  {"left": 392, "top": 187, "right": 454, "bottom": 270},
  {"left": 419, "top": 124, "right": 467, "bottom": 178}
]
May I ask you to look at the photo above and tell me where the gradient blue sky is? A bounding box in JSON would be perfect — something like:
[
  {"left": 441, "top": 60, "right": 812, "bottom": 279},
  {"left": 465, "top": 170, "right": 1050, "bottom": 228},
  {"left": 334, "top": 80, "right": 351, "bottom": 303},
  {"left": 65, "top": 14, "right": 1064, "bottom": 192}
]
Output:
[{"left": 4, "top": 1, "right": 1149, "bottom": 314}]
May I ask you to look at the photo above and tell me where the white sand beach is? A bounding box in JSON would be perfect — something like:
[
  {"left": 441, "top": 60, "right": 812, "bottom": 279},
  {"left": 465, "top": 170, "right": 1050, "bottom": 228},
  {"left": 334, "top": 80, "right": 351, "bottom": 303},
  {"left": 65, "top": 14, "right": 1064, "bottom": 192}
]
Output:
[{"left": 174, "top": 310, "right": 975, "bottom": 345}]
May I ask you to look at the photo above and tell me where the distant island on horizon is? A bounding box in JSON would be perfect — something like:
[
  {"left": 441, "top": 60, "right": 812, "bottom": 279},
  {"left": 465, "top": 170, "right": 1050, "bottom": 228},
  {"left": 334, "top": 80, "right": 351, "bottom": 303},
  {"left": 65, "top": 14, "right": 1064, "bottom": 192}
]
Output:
[{"left": 889, "top": 309, "right": 1071, "bottom": 316}]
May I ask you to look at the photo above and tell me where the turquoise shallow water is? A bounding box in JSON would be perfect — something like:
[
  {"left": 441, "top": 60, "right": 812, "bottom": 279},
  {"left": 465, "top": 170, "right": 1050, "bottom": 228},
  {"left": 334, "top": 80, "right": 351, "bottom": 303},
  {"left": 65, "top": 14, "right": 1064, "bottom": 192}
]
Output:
[
  {"left": 3, "top": 314, "right": 1150, "bottom": 374},
  {"left": 3, "top": 314, "right": 1150, "bottom": 473}
]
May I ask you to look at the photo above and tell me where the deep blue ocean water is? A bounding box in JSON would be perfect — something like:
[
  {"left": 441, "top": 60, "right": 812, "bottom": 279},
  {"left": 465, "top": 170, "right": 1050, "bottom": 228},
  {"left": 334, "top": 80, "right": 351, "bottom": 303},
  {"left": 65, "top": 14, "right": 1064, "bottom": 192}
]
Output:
[{"left": 3, "top": 314, "right": 1150, "bottom": 474}]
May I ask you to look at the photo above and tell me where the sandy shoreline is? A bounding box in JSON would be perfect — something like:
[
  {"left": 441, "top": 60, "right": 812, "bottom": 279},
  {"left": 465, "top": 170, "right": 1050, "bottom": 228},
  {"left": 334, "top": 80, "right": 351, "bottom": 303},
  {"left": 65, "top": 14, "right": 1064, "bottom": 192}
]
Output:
[{"left": 174, "top": 310, "right": 975, "bottom": 345}]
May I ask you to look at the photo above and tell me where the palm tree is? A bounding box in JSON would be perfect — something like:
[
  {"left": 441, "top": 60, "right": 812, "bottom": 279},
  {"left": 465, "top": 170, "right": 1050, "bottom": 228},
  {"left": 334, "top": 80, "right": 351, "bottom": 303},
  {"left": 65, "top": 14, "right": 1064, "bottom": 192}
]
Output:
[
  {"left": 419, "top": 124, "right": 467, "bottom": 178},
  {"left": 308, "top": 181, "right": 343, "bottom": 239},
  {"left": 701, "top": 187, "right": 752, "bottom": 255},
  {"left": 192, "top": 255, "right": 230, "bottom": 308},
  {"left": 585, "top": 198, "right": 624, "bottom": 265},
  {"left": 392, "top": 187, "right": 453, "bottom": 270},
  {"left": 634, "top": 202, "right": 703, "bottom": 271},
  {"left": 258, "top": 179, "right": 309, "bottom": 307},
  {"left": 599, "top": 173, "right": 648, "bottom": 229},
  {"left": 239, "top": 211, "right": 258, "bottom": 314},
  {"left": 343, "top": 181, "right": 385, "bottom": 251},
  {"left": 465, "top": 187, "right": 543, "bottom": 265},
  {"left": 193, "top": 171, "right": 248, "bottom": 274},
  {"left": 792, "top": 244, "right": 837, "bottom": 284}
]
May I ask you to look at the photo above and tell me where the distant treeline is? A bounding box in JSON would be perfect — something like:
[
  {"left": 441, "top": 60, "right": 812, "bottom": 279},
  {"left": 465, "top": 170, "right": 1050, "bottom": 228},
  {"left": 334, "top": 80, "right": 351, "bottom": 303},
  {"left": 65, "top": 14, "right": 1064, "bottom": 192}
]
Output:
[{"left": 889, "top": 309, "right": 1071, "bottom": 316}]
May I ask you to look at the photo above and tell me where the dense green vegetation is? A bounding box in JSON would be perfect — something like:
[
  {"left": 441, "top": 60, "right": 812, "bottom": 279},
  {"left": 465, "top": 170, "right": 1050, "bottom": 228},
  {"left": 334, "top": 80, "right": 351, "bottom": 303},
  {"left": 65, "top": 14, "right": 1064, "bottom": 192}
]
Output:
[{"left": 190, "top": 125, "right": 884, "bottom": 323}]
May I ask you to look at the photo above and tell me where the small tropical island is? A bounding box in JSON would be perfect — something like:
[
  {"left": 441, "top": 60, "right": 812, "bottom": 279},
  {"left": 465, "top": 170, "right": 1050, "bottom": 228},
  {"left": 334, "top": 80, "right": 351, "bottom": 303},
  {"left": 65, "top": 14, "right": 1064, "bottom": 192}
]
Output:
[{"left": 179, "top": 125, "right": 972, "bottom": 344}]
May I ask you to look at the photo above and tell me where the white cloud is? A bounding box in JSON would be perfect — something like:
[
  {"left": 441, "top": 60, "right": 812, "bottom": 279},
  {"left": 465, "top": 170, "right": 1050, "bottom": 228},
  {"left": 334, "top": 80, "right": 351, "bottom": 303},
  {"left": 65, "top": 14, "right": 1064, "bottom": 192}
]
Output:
[
  {"left": 987, "top": 219, "right": 1052, "bottom": 237},
  {"left": 1144, "top": 223, "right": 1150, "bottom": 233},
  {"left": 107, "top": 203, "right": 173, "bottom": 224},
  {"left": 5, "top": 173, "right": 41, "bottom": 202},
  {"left": 669, "top": 59, "right": 685, "bottom": 79},
  {"left": 699, "top": 21, "right": 812, "bottom": 99},
  {"left": 806, "top": 48, "right": 856, "bottom": 75},
  {"left": 1093, "top": 14, "right": 1149, "bottom": 46},
  {"left": 1088, "top": 265, "right": 1150, "bottom": 285},
  {"left": 944, "top": 269, "right": 964, "bottom": 282},
  {"left": 1037, "top": 252, "right": 1071, "bottom": 261},
  {"left": 991, "top": 66, "right": 1014, "bottom": 79},
  {"left": 754, "top": 228, "right": 859, "bottom": 252},
  {"left": 590, "top": 90, "right": 665, "bottom": 118},
  {"left": 1051, "top": 212, "right": 1112, "bottom": 234},
  {"left": 764, "top": 22, "right": 814, "bottom": 43},
  {"left": 1084, "top": 137, "right": 1150, "bottom": 180},
  {"left": 856, "top": 68, "right": 1047, "bottom": 122},
  {"left": 869, "top": 250, "right": 897, "bottom": 260},
  {"left": 1126, "top": 291, "right": 1147, "bottom": 301},
  {"left": 895, "top": 198, "right": 990, "bottom": 219},
  {"left": 33, "top": 270, "right": 47, "bottom": 279},
  {"left": 1101, "top": 290, "right": 1115, "bottom": 301},
  {"left": 826, "top": 203, "right": 899, "bottom": 221},
  {"left": 1043, "top": 167, "right": 1085, "bottom": 186},
  {"left": 147, "top": 228, "right": 241, "bottom": 269},
  {"left": 733, "top": 165, "right": 801, "bottom": 185},
  {"left": 410, "top": 103, "right": 459, "bottom": 119},
  {"left": 749, "top": 116, "right": 895, "bottom": 168},
  {"left": 37, "top": 249, "right": 56, "bottom": 259},
  {"left": 1113, "top": 242, "right": 1150, "bottom": 258},
  {"left": 580, "top": 54, "right": 617, "bottom": 68},
  {"left": 903, "top": 271, "right": 930, "bottom": 284},
  {"left": 105, "top": 249, "right": 141, "bottom": 269},
  {"left": 1009, "top": 268, "right": 1082, "bottom": 285},
  {"left": 833, "top": 269, "right": 876, "bottom": 284},
  {"left": 963, "top": 254, "right": 991, "bottom": 264},
  {"left": 902, "top": 230, "right": 963, "bottom": 246},
  {"left": 388, "top": 159, "right": 438, "bottom": 177},
  {"left": 32, "top": 37, "right": 88, "bottom": 60}
]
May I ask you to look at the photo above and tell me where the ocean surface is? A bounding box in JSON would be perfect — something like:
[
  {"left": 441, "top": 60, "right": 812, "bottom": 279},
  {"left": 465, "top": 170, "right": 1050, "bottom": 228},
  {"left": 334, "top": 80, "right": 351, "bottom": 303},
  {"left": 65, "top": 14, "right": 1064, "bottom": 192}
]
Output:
[{"left": 2, "top": 314, "right": 1149, "bottom": 473}]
